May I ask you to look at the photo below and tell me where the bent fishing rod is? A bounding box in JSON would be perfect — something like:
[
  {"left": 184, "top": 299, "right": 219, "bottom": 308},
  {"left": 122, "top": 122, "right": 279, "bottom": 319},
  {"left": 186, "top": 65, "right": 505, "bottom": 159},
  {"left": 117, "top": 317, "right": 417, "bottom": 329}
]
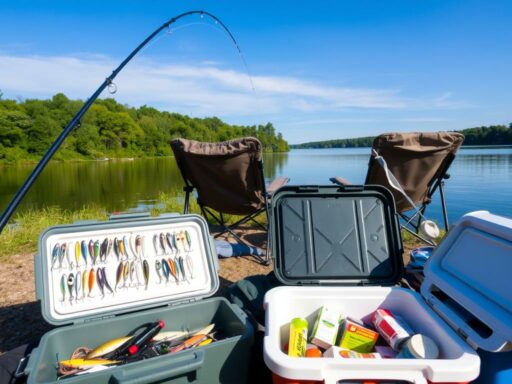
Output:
[{"left": 0, "top": 10, "right": 247, "bottom": 234}]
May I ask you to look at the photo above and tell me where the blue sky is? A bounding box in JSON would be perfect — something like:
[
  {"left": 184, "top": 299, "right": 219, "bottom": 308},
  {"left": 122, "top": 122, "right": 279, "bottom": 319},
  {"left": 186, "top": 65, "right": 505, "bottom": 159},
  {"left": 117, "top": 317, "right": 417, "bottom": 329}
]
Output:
[{"left": 1, "top": 1, "right": 511, "bottom": 144}]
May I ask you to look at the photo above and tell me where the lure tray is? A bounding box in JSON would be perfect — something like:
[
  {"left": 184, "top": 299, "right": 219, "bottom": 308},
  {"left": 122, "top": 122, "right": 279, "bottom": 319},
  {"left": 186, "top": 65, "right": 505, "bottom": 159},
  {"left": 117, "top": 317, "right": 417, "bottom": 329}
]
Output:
[
  {"left": 23, "top": 212, "right": 254, "bottom": 384},
  {"left": 263, "top": 186, "right": 512, "bottom": 384}
]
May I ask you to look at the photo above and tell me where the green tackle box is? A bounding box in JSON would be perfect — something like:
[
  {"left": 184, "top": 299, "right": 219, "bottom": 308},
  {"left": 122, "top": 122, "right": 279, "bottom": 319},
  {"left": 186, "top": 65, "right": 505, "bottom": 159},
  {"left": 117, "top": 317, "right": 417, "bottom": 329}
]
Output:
[{"left": 22, "top": 212, "right": 254, "bottom": 384}]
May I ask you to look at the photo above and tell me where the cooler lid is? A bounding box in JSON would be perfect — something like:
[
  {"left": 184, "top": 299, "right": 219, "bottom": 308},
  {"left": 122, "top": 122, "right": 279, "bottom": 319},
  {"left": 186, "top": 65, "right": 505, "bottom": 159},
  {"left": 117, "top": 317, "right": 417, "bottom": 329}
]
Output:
[
  {"left": 270, "top": 185, "right": 404, "bottom": 286},
  {"left": 36, "top": 213, "right": 219, "bottom": 325},
  {"left": 421, "top": 211, "right": 512, "bottom": 352}
]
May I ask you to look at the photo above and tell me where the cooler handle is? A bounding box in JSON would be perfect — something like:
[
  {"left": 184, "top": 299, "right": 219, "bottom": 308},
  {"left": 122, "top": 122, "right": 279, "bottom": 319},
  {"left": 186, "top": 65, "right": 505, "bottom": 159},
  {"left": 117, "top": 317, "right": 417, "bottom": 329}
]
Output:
[
  {"left": 323, "top": 371, "right": 427, "bottom": 384},
  {"left": 110, "top": 350, "right": 204, "bottom": 384}
]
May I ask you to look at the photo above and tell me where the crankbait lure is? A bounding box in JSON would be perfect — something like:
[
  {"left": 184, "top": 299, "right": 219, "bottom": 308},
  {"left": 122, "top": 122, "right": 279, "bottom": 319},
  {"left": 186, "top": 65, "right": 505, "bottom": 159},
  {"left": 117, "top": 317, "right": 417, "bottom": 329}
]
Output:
[
  {"left": 155, "top": 260, "right": 162, "bottom": 284},
  {"left": 67, "top": 274, "right": 75, "bottom": 303},
  {"left": 166, "top": 233, "right": 174, "bottom": 254},
  {"left": 168, "top": 258, "right": 179, "bottom": 284},
  {"left": 123, "top": 236, "right": 129, "bottom": 259},
  {"left": 100, "top": 238, "right": 108, "bottom": 262},
  {"left": 60, "top": 273, "right": 66, "bottom": 302},
  {"left": 135, "top": 235, "right": 143, "bottom": 259},
  {"left": 114, "top": 237, "right": 120, "bottom": 260},
  {"left": 88, "top": 240, "right": 94, "bottom": 263},
  {"left": 122, "top": 261, "right": 130, "bottom": 288},
  {"left": 51, "top": 243, "right": 60, "bottom": 270},
  {"left": 93, "top": 240, "right": 100, "bottom": 265},
  {"left": 97, "top": 267, "right": 105, "bottom": 297},
  {"left": 86, "top": 337, "right": 133, "bottom": 359},
  {"left": 59, "top": 358, "right": 120, "bottom": 369},
  {"left": 161, "top": 258, "right": 170, "bottom": 283},
  {"left": 159, "top": 233, "right": 167, "bottom": 255},
  {"left": 82, "top": 270, "right": 88, "bottom": 298},
  {"left": 118, "top": 238, "right": 126, "bottom": 260},
  {"left": 102, "top": 267, "right": 114, "bottom": 295},
  {"left": 81, "top": 240, "right": 88, "bottom": 265},
  {"left": 88, "top": 268, "right": 95, "bottom": 297},
  {"left": 75, "top": 241, "right": 81, "bottom": 267},
  {"left": 106, "top": 238, "right": 113, "bottom": 261},
  {"left": 153, "top": 234, "right": 159, "bottom": 256},
  {"left": 115, "top": 261, "right": 124, "bottom": 291},
  {"left": 143, "top": 260, "right": 150, "bottom": 289}
]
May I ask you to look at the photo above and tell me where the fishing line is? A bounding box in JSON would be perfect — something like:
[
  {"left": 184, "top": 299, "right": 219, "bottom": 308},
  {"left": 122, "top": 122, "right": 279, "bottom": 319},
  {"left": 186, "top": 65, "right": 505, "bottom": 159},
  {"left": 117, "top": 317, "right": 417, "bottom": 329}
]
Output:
[{"left": 0, "top": 10, "right": 254, "bottom": 233}]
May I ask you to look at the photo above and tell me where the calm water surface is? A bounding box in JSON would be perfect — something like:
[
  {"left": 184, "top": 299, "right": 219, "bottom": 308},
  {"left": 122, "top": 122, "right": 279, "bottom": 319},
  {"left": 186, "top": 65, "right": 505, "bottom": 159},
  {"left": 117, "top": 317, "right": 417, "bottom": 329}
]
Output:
[{"left": 1, "top": 146, "right": 511, "bottom": 223}]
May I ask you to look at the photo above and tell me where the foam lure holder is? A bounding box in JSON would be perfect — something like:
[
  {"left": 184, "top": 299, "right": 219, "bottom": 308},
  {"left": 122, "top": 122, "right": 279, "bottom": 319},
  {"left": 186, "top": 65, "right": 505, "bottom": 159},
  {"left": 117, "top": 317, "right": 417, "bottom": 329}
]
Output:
[{"left": 39, "top": 213, "right": 216, "bottom": 323}]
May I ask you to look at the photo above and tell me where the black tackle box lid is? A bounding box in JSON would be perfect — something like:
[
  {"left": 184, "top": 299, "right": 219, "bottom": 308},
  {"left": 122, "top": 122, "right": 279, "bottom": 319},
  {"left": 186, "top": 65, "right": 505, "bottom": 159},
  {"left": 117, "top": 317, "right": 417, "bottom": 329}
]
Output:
[{"left": 269, "top": 185, "right": 404, "bottom": 286}]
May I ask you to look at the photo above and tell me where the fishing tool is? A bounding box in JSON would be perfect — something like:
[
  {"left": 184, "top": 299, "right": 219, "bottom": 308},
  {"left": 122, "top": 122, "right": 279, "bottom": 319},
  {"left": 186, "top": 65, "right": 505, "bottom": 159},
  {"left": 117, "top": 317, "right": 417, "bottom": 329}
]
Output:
[
  {"left": 88, "top": 268, "right": 95, "bottom": 297},
  {"left": 142, "top": 260, "right": 150, "bottom": 289},
  {"left": 118, "top": 238, "right": 126, "bottom": 260},
  {"left": 88, "top": 240, "right": 94, "bottom": 264},
  {"left": 168, "top": 258, "right": 179, "bottom": 284},
  {"left": 113, "top": 237, "right": 120, "bottom": 260},
  {"left": 159, "top": 233, "right": 167, "bottom": 255},
  {"left": 166, "top": 232, "right": 175, "bottom": 254},
  {"left": 81, "top": 240, "right": 88, "bottom": 265},
  {"left": 135, "top": 235, "right": 143, "bottom": 259},
  {"left": 75, "top": 271, "right": 81, "bottom": 302},
  {"left": 123, "top": 236, "right": 130, "bottom": 259},
  {"left": 101, "top": 267, "right": 114, "bottom": 295},
  {"left": 100, "top": 238, "right": 108, "bottom": 263},
  {"left": 168, "top": 330, "right": 213, "bottom": 353},
  {"left": 152, "top": 234, "right": 160, "bottom": 256},
  {"left": 122, "top": 260, "right": 130, "bottom": 288},
  {"left": 97, "top": 267, "right": 106, "bottom": 297},
  {"left": 93, "top": 240, "right": 100, "bottom": 265},
  {"left": 115, "top": 261, "right": 124, "bottom": 291},
  {"left": 82, "top": 270, "right": 88, "bottom": 298},
  {"left": 134, "top": 260, "right": 143, "bottom": 288},
  {"left": 60, "top": 273, "right": 66, "bottom": 302},
  {"left": 152, "top": 330, "right": 189, "bottom": 344},
  {"left": 161, "top": 258, "right": 170, "bottom": 283},
  {"left": 86, "top": 337, "right": 133, "bottom": 359},
  {"left": 155, "top": 260, "right": 162, "bottom": 284},
  {"left": 74, "top": 241, "right": 81, "bottom": 268},
  {"left": 67, "top": 274, "right": 75, "bottom": 304},
  {"left": 51, "top": 243, "right": 61, "bottom": 270},
  {"left": 125, "top": 320, "right": 165, "bottom": 357}
]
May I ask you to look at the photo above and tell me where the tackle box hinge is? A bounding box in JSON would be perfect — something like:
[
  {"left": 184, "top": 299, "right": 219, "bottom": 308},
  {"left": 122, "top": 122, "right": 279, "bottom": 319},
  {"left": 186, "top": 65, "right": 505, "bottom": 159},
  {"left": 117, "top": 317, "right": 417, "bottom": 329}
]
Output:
[
  {"left": 170, "top": 297, "right": 198, "bottom": 307},
  {"left": 81, "top": 314, "right": 116, "bottom": 323}
]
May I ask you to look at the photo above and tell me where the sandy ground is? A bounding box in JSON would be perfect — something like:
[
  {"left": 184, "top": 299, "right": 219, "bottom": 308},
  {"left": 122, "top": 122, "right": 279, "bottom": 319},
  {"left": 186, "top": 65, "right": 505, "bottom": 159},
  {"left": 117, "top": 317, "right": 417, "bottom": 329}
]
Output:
[{"left": 0, "top": 227, "right": 418, "bottom": 354}]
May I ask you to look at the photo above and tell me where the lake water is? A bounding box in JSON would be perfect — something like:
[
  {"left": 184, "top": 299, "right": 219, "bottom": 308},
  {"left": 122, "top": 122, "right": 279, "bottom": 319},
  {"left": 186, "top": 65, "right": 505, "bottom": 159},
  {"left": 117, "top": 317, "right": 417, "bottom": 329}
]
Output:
[{"left": 1, "top": 146, "right": 511, "bottom": 224}]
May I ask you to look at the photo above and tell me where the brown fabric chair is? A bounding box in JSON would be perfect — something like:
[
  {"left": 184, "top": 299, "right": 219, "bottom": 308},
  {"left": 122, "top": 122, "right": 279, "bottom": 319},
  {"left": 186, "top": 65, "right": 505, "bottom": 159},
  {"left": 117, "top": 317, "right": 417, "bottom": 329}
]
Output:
[
  {"left": 331, "top": 132, "right": 464, "bottom": 244},
  {"left": 171, "top": 137, "right": 288, "bottom": 264}
]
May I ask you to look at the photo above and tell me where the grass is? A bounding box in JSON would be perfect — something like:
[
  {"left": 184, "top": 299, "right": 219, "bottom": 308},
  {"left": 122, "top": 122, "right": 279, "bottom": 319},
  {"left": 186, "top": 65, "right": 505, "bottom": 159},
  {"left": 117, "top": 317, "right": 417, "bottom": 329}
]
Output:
[{"left": 0, "top": 192, "right": 437, "bottom": 259}]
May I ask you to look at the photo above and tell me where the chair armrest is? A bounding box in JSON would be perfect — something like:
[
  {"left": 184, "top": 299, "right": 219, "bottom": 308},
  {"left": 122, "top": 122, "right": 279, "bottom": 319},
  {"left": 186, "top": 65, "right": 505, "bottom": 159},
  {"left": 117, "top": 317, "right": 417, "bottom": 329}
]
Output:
[
  {"left": 329, "top": 176, "right": 352, "bottom": 186},
  {"left": 266, "top": 177, "right": 290, "bottom": 194}
]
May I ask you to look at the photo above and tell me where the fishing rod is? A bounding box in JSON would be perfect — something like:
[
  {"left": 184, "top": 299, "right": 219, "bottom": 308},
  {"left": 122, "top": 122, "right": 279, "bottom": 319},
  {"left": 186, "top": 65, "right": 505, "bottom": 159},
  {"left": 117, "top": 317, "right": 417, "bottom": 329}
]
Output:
[{"left": 0, "top": 10, "right": 248, "bottom": 234}]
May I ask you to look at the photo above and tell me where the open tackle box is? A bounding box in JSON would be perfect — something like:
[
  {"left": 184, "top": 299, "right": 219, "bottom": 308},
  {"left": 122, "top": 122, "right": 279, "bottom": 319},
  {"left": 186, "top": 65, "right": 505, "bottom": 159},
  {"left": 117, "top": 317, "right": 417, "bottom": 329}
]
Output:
[
  {"left": 22, "top": 212, "right": 254, "bottom": 384},
  {"left": 263, "top": 185, "right": 512, "bottom": 384}
]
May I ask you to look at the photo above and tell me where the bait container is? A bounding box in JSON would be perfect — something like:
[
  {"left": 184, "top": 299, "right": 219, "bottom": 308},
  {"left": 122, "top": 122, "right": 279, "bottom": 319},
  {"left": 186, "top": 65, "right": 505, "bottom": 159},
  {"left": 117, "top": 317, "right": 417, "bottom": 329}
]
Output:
[
  {"left": 23, "top": 212, "right": 253, "bottom": 384},
  {"left": 263, "top": 185, "right": 512, "bottom": 384}
]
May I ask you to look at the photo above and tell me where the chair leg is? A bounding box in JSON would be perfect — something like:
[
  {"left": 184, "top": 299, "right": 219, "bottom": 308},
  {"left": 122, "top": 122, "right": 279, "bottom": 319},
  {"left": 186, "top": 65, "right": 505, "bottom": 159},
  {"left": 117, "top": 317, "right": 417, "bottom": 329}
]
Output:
[
  {"left": 439, "top": 180, "right": 449, "bottom": 232},
  {"left": 402, "top": 225, "right": 437, "bottom": 246}
]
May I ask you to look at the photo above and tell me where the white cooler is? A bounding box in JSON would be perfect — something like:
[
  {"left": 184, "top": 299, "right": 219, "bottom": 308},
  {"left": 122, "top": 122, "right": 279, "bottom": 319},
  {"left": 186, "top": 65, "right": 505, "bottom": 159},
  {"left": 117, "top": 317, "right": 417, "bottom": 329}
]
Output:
[{"left": 263, "top": 185, "right": 512, "bottom": 384}]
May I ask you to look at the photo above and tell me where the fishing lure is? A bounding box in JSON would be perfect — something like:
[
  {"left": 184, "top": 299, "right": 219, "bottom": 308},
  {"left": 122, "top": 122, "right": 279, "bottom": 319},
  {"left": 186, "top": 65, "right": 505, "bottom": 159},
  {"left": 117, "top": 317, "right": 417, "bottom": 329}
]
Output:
[
  {"left": 67, "top": 274, "right": 75, "bottom": 303},
  {"left": 185, "top": 230, "right": 192, "bottom": 251},
  {"left": 155, "top": 260, "right": 162, "bottom": 284},
  {"left": 106, "top": 238, "right": 113, "bottom": 261},
  {"left": 177, "top": 256, "right": 187, "bottom": 282},
  {"left": 114, "top": 237, "right": 120, "bottom": 260},
  {"left": 161, "top": 259, "right": 170, "bottom": 283},
  {"left": 81, "top": 240, "right": 88, "bottom": 265},
  {"left": 97, "top": 267, "right": 105, "bottom": 297},
  {"left": 169, "top": 324, "right": 215, "bottom": 353},
  {"left": 82, "top": 270, "right": 88, "bottom": 299},
  {"left": 152, "top": 330, "right": 189, "bottom": 344},
  {"left": 134, "top": 261, "right": 142, "bottom": 288},
  {"left": 172, "top": 232, "right": 179, "bottom": 254},
  {"left": 58, "top": 243, "right": 67, "bottom": 269},
  {"left": 159, "top": 233, "right": 167, "bottom": 255},
  {"left": 153, "top": 234, "right": 160, "bottom": 256},
  {"left": 123, "top": 236, "right": 129, "bottom": 259},
  {"left": 142, "top": 260, "right": 150, "bottom": 289},
  {"left": 118, "top": 238, "right": 126, "bottom": 260},
  {"left": 122, "top": 261, "right": 130, "bottom": 288},
  {"left": 58, "top": 358, "right": 120, "bottom": 369},
  {"left": 115, "top": 261, "right": 124, "bottom": 291},
  {"left": 88, "top": 268, "right": 95, "bottom": 297},
  {"left": 51, "top": 243, "right": 60, "bottom": 270},
  {"left": 168, "top": 258, "right": 179, "bottom": 284},
  {"left": 65, "top": 242, "right": 73, "bottom": 269},
  {"left": 165, "top": 233, "right": 174, "bottom": 254},
  {"left": 93, "top": 240, "right": 100, "bottom": 265},
  {"left": 60, "top": 273, "right": 66, "bottom": 302},
  {"left": 102, "top": 267, "right": 114, "bottom": 295},
  {"left": 135, "top": 235, "right": 143, "bottom": 259},
  {"left": 86, "top": 336, "right": 133, "bottom": 359},
  {"left": 100, "top": 238, "right": 108, "bottom": 262},
  {"left": 129, "top": 261, "right": 136, "bottom": 287},
  {"left": 75, "top": 271, "right": 81, "bottom": 302},
  {"left": 74, "top": 241, "right": 81, "bottom": 268},
  {"left": 185, "top": 255, "right": 194, "bottom": 280},
  {"left": 88, "top": 240, "right": 94, "bottom": 264}
]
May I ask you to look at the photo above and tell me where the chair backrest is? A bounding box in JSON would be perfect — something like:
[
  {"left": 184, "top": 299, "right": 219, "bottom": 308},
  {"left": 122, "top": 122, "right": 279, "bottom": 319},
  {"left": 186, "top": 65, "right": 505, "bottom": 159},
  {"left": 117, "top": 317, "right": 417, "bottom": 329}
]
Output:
[
  {"left": 365, "top": 132, "right": 464, "bottom": 212},
  {"left": 171, "top": 137, "right": 266, "bottom": 215}
]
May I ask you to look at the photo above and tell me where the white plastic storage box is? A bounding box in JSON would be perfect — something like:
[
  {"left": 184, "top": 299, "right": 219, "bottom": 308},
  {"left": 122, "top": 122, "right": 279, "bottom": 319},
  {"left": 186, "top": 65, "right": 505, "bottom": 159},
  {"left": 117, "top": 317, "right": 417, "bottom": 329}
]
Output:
[
  {"left": 263, "top": 186, "right": 510, "bottom": 384},
  {"left": 22, "top": 212, "right": 254, "bottom": 384}
]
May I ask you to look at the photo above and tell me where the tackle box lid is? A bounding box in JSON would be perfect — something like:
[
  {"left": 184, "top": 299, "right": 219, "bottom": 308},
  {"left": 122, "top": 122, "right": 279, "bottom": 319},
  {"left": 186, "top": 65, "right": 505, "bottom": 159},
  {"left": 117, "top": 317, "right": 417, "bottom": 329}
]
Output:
[
  {"left": 36, "top": 213, "right": 219, "bottom": 325},
  {"left": 421, "top": 211, "right": 512, "bottom": 352},
  {"left": 269, "top": 185, "right": 404, "bottom": 286}
]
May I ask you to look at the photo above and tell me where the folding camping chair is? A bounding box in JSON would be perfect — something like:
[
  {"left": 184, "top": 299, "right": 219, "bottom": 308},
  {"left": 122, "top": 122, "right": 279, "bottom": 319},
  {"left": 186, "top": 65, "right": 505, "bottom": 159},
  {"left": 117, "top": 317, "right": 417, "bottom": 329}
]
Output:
[
  {"left": 171, "top": 137, "right": 289, "bottom": 264},
  {"left": 331, "top": 132, "right": 464, "bottom": 245}
]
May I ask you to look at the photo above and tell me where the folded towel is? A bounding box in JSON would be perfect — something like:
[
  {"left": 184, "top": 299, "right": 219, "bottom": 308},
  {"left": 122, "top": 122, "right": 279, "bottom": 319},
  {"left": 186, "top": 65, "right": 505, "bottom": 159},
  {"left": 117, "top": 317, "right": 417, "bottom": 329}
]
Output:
[{"left": 215, "top": 240, "right": 265, "bottom": 258}]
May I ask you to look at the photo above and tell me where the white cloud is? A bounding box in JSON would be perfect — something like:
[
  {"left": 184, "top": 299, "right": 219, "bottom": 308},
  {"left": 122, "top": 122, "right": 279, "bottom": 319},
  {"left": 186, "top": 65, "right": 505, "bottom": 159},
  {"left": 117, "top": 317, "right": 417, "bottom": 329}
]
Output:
[{"left": 0, "top": 53, "right": 461, "bottom": 117}]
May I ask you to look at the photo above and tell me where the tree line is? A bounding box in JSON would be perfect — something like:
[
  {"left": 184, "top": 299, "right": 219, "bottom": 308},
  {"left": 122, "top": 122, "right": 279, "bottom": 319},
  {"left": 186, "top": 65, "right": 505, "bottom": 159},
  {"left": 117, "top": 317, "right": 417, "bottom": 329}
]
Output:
[
  {"left": 0, "top": 93, "right": 289, "bottom": 162},
  {"left": 291, "top": 124, "right": 512, "bottom": 149}
]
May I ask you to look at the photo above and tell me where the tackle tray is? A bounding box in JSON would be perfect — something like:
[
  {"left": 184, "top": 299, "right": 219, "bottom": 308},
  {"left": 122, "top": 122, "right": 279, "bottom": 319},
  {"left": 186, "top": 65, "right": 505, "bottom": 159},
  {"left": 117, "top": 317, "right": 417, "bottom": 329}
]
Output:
[
  {"left": 262, "top": 185, "right": 512, "bottom": 384},
  {"left": 23, "top": 212, "right": 254, "bottom": 384}
]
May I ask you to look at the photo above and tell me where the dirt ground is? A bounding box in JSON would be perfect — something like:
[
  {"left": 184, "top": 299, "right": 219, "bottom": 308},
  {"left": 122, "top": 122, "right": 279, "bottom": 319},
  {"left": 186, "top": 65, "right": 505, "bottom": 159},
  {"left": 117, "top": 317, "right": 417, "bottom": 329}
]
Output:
[{"left": 0, "top": 227, "right": 418, "bottom": 355}]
